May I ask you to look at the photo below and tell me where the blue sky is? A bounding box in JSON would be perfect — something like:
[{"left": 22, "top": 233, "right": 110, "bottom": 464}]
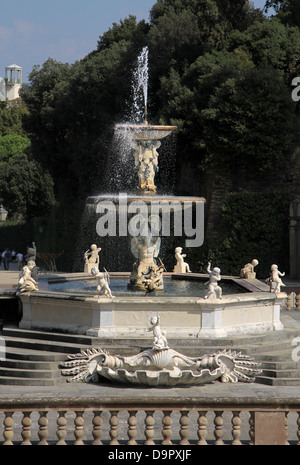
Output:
[{"left": 0, "top": 0, "right": 270, "bottom": 83}]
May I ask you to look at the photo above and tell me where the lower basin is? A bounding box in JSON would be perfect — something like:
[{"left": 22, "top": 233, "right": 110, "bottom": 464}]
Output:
[{"left": 18, "top": 273, "right": 285, "bottom": 339}]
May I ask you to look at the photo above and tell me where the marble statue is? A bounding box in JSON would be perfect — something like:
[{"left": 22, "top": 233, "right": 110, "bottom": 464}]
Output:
[
  {"left": 142, "top": 263, "right": 164, "bottom": 295},
  {"left": 132, "top": 140, "right": 160, "bottom": 194},
  {"left": 129, "top": 235, "right": 163, "bottom": 289},
  {"left": 266, "top": 264, "right": 285, "bottom": 294},
  {"left": 204, "top": 262, "right": 222, "bottom": 300},
  {"left": 91, "top": 267, "right": 114, "bottom": 298},
  {"left": 240, "top": 259, "right": 259, "bottom": 279},
  {"left": 25, "top": 242, "right": 39, "bottom": 277},
  {"left": 60, "top": 313, "right": 262, "bottom": 386},
  {"left": 173, "top": 247, "right": 191, "bottom": 273},
  {"left": 146, "top": 313, "right": 169, "bottom": 350},
  {"left": 17, "top": 265, "right": 39, "bottom": 293},
  {"left": 84, "top": 244, "right": 101, "bottom": 273}
]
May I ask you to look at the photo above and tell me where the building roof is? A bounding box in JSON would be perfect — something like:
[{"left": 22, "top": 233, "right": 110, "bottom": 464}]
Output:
[{"left": 5, "top": 63, "right": 22, "bottom": 70}]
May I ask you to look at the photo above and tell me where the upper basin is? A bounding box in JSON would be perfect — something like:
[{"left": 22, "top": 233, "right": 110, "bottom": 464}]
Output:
[{"left": 115, "top": 124, "right": 177, "bottom": 141}]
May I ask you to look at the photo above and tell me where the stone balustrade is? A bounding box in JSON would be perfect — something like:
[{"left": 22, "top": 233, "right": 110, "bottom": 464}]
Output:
[
  {"left": 0, "top": 398, "right": 300, "bottom": 445},
  {"left": 286, "top": 291, "right": 300, "bottom": 311}
]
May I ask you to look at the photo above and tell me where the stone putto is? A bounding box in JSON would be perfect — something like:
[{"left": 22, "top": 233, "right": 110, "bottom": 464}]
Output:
[
  {"left": 204, "top": 262, "right": 222, "bottom": 300},
  {"left": 240, "top": 259, "right": 259, "bottom": 279},
  {"left": 173, "top": 247, "right": 191, "bottom": 273},
  {"left": 266, "top": 264, "right": 285, "bottom": 294},
  {"left": 84, "top": 244, "right": 101, "bottom": 273}
]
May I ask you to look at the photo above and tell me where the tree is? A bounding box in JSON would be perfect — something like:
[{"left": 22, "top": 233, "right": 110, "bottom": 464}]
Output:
[
  {"left": 0, "top": 134, "right": 30, "bottom": 163},
  {"left": 265, "top": 1, "right": 300, "bottom": 28},
  {"left": 0, "top": 99, "right": 29, "bottom": 137},
  {"left": 199, "top": 66, "right": 299, "bottom": 176},
  {"left": 0, "top": 153, "right": 55, "bottom": 219}
]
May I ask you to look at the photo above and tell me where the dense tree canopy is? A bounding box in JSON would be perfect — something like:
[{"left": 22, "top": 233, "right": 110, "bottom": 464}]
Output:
[{"left": 0, "top": 0, "right": 296, "bottom": 271}]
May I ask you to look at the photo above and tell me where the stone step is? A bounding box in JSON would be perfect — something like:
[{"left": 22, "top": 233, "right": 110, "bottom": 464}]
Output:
[
  {"left": 255, "top": 376, "right": 300, "bottom": 386},
  {"left": 0, "top": 376, "right": 56, "bottom": 386},
  {"left": 255, "top": 348, "right": 297, "bottom": 362},
  {"left": 3, "top": 335, "right": 93, "bottom": 354},
  {"left": 2, "top": 327, "right": 96, "bottom": 345},
  {"left": 259, "top": 360, "right": 300, "bottom": 370},
  {"left": 4, "top": 346, "right": 67, "bottom": 362},
  {"left": 260, "top": 368, "right": 300, "bottom": 379},
  {"left": 0, "top": 366, "right": 61, "bottom": 379},
  {"left": 0, "top": 358, "right": 58, "bottom": 370}
]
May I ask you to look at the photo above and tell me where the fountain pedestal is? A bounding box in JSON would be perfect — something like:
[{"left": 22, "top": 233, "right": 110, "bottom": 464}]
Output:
[{"left": 115, "top": 124, "right": 177, "bottom": 195}]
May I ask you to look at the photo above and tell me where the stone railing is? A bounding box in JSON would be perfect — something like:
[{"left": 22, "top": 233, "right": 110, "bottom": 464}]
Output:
[
  {"left": 0, "top": 397, "right": 300, "bottom": 445},
  {"left": 286, "top": 291, "right": 300, "bottom": 311}
]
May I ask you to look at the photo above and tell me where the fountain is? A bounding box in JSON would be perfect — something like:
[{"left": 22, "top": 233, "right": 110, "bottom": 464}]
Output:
[{"left": 17, "top": 48, "right": 286, "bottom": 344}]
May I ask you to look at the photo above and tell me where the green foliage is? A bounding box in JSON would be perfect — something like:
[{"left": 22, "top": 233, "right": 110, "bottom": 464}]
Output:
[
  {"left": 265, "top": 1, "right": 300, "bottom": 28},
  {"left": 200, "top": 66, "right": 299, "bottom": 175},
  {"left": 0, "top": 135, "right": 30, "bottom": 163},
  {"left": 0, "top": 153, "right": 56, "bottom": 219},
  {"left": 0, "top": 99, "right": 29, "bottom": 137},
  {"left": 191, "top": 191, "right": 292, "bottom": 277}
]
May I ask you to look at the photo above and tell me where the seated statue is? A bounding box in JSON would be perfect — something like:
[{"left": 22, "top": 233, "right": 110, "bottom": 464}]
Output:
[
  {"left": 18, "top": 265, "right": 39, "bottom": 293},
  {"left": 240, "top": 259, "right": 259, "bottom": 279},
  {"left": 173, "top": 247, "right": 191, "bottom": 273}
]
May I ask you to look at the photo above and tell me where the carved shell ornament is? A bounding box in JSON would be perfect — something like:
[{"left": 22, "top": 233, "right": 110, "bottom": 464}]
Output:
[{"left": 60, "top": 347, "right": 262, "bottom": 386}]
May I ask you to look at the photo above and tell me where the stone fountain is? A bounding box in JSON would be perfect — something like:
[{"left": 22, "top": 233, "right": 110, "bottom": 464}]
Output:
[{"left": 17, "top": 47, "right": 286, "bottom": 346}]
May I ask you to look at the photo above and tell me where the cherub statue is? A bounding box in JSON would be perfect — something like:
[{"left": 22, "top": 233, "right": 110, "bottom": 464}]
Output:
[
  {"left": 18, "top": 265, "right": 39, "bottom": 293},
  {"left": 266, "top": 264, "right": 285, "bottom": 294},
  {"left": 91, "top": 267, "right": 113, "bottom": 298},
  {"left": 240, "top": 259, "right": 259, "bottom": 279},
  {"left": 146, "top": 313, "right": 168, "bottom": 350},
  {"left": 173, "top": 247, "right": 192, "bottom": 273},
  {"left": 84, "top": 244, "right": 101, "bottom": 273},
  {"left": 204, "top": 262, "right": 222, "bottom": 300}
]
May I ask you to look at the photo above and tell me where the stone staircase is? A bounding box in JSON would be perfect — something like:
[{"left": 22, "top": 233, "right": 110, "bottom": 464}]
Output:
[{"left": 0, "top": 314, "right": 300, "bottom": 386}]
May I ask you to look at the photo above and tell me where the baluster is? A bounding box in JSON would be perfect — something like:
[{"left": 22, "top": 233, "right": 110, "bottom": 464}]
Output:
[
  {"left": 179, "top": 411, "right": 190, "bottom": 445},
  {"left": 38, "top": 411, "right": 48, "bottom": 445},
  {"left": 213, "top": 411, "right": 224, "bottom": 445},
  {"left": 109, "top": 410, "right": 119, "bottom": 445},
  {"left": 249, "top": 412, "right": 255, "bottom": 445},
  {"left": 144, "top": 410, "right": 155, "bottom": 445},
  {"left": 21, "top": 411, "right": 32, "bottom": 445},
  {"left": 231, "top": 411, "right": 242, "bottom": 445},
  {"left": 162, "top": 410, "right": 172, "bottom": 445},
  {"left": 285, "top": 412, "right": 290, "bottom": 445},
  {"left": 286, "top": 293, "right": 292, "bottom": 311},
  {"left": 3, "top": 412, "right": 14, "bottom": 445},
  {"left": 56, "top": 411, "right": 67, "bottom": 445},
  {"left": 296, "top": 293, "right": 300, "bottom": 311},
  {"left": 92, "top": 410, "right": 103, "bottom": 445},
  {"left": 197, "top": 411, "right": 208, "bottom": 445},
  {"left": 74, "top": 411, "right": 85, "bottom": 445},
  {"left": 127, "top": 410, "right": 138, "bottom": 445},
  {"left": 297, "top": 412, "right": 300, "bottom": 445}
]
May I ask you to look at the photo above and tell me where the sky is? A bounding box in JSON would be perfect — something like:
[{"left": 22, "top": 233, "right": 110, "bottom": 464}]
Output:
[{"left": 0, "top": 0, "right": 271, "bottom": 83}]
